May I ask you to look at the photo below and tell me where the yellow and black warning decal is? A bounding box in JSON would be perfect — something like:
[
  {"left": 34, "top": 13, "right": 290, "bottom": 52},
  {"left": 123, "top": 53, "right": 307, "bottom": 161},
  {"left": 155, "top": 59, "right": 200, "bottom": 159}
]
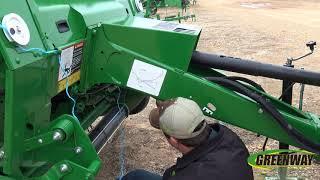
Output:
[{"left": 57, "top": 42, "right": 84, "bottom": 93}]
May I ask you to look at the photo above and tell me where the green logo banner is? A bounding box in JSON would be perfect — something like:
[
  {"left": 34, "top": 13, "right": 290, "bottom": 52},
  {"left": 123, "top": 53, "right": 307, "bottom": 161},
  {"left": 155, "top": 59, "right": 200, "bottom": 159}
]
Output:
[{"left": 247, "top": 149, "right": 319, "bottom": 170}]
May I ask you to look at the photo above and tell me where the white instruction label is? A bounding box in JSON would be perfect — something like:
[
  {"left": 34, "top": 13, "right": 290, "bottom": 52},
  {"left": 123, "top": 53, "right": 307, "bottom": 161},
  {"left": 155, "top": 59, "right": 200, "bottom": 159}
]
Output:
[
  {"left": 131, "top": 17, "right": 201, "bottom": 35},
  {"left": 127, "top": 60, "right": 167, "bottom": 96},
  {"left": 153, "top": 22, "right": 179, "bottom": 31},
  {"left": 58, "top": 46, "right": 74, "bottom": 81}
]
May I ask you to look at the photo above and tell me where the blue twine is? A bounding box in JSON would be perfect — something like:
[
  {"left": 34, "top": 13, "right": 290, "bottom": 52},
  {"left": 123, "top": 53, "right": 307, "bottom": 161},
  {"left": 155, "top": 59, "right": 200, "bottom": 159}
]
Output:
[
  {"left": 118, "top": 125, "right": 126, "bottom": 180},
  {"left": 0, "top": 23, "right": 58, "bottom": 55},
  {"left": 16, "top": 46, "right": 58, "bottom": 55},
  {"left": 58, "top": 55, "right": 79, "bottom": 121},
  {"left": 1, "top": 23, "right": 77, "bottom": 121},
  {"left": 116, "top": 88, "right": 128, "bottom": 180},
  {"left": 0, "top": 24, "right": 8, "bottom": 32},
  {"left": 65, "top": 77, "right": 79, "bottom": 121}
]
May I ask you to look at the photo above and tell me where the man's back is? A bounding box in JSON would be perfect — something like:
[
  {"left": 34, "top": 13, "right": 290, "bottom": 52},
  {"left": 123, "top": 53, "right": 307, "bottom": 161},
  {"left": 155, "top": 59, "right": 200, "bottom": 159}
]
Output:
[{"left": 163, "top": 123, "right": 254, "bottom": 180}]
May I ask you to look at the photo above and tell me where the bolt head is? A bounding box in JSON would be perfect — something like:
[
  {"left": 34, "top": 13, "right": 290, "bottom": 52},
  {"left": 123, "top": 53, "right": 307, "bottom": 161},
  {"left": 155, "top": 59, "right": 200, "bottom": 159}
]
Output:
[
  {"left": 38, "top": 139, "right": 43, "bottom": 144},
  {"left": 258, "top": 108, "right": 263, "bottom": 114},
  {"left": 60, "top": 164, "right": 69, "bottom": 173},
  {"left": 53, "top": 131, "right": 64, "bottom": 141},
  {"left": 74, "top": 147, "right": 82, "bottom": 154},
  {"left": 0, "top": 150, "right": 5, "bottom": 159}
]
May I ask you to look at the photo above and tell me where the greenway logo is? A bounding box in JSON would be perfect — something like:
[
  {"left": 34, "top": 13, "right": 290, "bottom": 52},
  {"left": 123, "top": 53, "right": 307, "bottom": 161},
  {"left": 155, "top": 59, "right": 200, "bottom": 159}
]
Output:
[{"left": 247, "top": 149, "right": 319, "bottom": 170}]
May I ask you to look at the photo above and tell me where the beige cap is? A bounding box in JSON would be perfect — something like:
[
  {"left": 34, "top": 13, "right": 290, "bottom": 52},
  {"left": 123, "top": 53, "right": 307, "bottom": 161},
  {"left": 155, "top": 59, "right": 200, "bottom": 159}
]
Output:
[{"left": 149, "top": 97, "right": 206, "bottom": 139}]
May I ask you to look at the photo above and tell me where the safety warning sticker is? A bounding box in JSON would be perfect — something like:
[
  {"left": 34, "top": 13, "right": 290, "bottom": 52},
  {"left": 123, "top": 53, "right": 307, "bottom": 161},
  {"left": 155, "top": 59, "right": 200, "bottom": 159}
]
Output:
[
  {"left": 58, "top": 42, "right": 83, "bottom": 81},
  {"left": 57, "top": 42, "right": 84, "bottom": 92}
]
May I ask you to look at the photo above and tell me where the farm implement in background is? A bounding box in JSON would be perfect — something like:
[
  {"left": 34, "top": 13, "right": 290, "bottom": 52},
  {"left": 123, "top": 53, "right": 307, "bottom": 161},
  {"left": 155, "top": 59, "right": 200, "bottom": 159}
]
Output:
[
  {"left": 143, "top": 0, "right": 196, "bottom": 22},
  {"left": 0, "top": 0, "right": 319, "bottom": 179}
]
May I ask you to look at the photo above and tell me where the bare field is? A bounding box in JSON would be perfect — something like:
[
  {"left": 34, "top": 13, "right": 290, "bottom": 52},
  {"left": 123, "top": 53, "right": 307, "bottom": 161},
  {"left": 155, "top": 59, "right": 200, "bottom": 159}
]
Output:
[{"left": 97, "top": 1, "right": 320, "bottom": 179}]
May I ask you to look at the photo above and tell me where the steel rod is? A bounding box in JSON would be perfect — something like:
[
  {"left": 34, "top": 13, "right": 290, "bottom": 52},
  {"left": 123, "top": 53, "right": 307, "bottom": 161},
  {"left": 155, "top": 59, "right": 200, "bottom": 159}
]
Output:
[{"left": 191, "top": 51, "right": 320, "bottom": 86}]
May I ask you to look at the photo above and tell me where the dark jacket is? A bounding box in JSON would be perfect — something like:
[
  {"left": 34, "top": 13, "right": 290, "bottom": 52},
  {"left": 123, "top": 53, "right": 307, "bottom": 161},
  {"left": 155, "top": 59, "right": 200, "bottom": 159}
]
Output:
[{"left": 163, "top": 124, "right": 254, "bottom": 180}]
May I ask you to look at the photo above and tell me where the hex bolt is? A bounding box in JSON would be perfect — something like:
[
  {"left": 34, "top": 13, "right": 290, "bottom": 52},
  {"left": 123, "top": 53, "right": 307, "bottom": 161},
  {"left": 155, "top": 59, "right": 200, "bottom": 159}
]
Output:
[
  {"left": 0, "top": 150, "right": 5, "bottom": 159},
  {"left": 258, "top": 108, "right": 263, "bottom": 114},
  {"left": 15, "top": 58, "right": 20, "bottom": 64},
  {"left": 74, "top": 146, "right": 83, "bottom": 154},
  {"left": 38, "top": 138, "right": 43, "bottom": 144},
  {"left": 60, "top": 164, "right": 69, "bottom": 173},
  {"left": 53, "top": 131, "right": 64, "bottom": 141}
]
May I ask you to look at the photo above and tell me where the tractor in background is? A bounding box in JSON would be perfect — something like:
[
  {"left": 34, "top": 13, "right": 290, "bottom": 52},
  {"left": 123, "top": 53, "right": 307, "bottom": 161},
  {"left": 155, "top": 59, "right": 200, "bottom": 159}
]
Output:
[{"left": 143, "top": 0, "right": 196, "bottom": 22}]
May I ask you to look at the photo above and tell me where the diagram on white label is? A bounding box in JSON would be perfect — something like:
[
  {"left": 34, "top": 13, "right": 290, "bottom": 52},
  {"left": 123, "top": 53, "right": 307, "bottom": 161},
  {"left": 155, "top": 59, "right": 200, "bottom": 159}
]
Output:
[{"left": 127, "top": 60, "right": 167, "bottom": 96}]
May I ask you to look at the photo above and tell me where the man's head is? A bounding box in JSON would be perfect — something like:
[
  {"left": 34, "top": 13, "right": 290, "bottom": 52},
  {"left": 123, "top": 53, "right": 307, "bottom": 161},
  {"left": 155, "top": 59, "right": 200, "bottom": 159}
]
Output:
[{"left": 149, "top": 97, "right": 211, "bottom": 154}]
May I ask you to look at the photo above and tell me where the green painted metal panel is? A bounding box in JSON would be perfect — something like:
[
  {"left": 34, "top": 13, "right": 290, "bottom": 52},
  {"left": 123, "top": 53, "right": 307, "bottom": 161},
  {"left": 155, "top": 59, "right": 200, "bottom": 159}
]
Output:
[
  {"left": 79, "top": 20, "right": 320, "bottom": 148},
  {"left": 0, "top": 0, "right": 318, "bottom": 179},
  {"left": 82, "top": 38, "right": 320, "bottom": 146}
]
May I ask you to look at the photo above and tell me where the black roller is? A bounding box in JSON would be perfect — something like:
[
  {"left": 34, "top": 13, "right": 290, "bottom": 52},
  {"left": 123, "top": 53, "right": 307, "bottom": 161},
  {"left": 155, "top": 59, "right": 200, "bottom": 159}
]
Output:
[
  {"left": 89, "top": 106, "right": 128, "bottom": 153},
  {"left": 191, "top": 51, "right": 320, "bottom": 86}
]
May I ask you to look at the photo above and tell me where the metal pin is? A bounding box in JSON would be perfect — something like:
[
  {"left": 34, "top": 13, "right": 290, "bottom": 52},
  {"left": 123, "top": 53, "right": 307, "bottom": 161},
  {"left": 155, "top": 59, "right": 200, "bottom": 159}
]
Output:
[
  {"left": 60, "top": 164, "right": 69, "bottom": 173},
  {"left": 53, "top": 131, "right": 63, "bottom": 141}
]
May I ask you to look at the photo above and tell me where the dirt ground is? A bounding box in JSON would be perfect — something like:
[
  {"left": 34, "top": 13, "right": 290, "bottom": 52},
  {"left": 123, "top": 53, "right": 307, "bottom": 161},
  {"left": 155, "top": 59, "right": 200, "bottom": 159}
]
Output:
[{"left": 97, "top": 0, "right": 320, "bottom": 179}]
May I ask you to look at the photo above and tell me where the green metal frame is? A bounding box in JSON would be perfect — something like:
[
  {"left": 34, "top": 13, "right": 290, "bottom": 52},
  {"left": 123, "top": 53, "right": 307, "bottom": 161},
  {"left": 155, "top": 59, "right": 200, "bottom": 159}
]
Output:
[
  {"left": 82, "top": 22, "right": 320, "bottom": 147},
  {"left": 0, "top": 0, "right": 319, "bottom": 179}
]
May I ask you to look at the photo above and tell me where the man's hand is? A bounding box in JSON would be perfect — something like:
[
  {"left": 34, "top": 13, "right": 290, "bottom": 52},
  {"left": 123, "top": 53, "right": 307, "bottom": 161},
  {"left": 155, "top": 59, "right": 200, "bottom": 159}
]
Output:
[
  {"left": 149, "top": 99, "right": 176, "bottom": 129},
  {"left": 149, "top": 108, "right": 160, "bottom": 129},
  {"left": 156, "top": 99, "right": 175, "bottom": 114}
]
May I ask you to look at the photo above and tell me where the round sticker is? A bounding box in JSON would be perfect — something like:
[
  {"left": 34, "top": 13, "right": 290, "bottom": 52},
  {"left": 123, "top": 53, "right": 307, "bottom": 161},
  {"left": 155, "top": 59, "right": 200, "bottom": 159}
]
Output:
[{"left": 2, "top": 13, "right": 31, "bottom": 46}]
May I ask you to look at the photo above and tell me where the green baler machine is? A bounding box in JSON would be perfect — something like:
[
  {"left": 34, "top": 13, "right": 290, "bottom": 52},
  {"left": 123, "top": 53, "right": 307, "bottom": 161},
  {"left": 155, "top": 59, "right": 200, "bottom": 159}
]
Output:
[{"left": 0, "top": 0, "right": 319, "bottom": 179}]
